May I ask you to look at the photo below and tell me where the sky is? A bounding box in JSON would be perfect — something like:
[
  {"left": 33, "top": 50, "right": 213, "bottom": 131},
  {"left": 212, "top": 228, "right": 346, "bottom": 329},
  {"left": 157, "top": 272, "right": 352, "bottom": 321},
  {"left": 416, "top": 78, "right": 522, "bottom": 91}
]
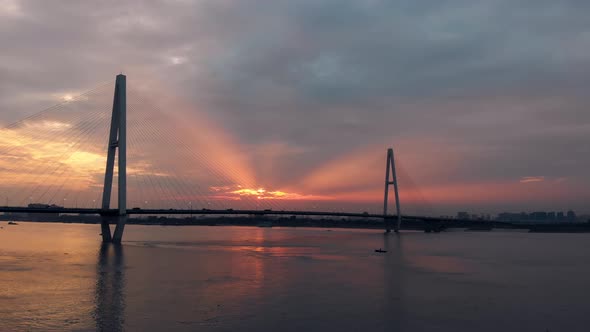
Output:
[{"left": 1, "top": 0, "right": 589, "bottom": 215}]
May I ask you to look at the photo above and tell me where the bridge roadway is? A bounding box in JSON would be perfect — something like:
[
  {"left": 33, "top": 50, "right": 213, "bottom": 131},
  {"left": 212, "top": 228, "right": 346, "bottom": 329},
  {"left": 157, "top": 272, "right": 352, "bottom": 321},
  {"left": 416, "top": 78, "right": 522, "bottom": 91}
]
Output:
[
  {"left": 0, "top": 206, "right": 406, "bottom": 219},
  {"left": 1, "top": 206, "right": 530, "bottom": 232}
]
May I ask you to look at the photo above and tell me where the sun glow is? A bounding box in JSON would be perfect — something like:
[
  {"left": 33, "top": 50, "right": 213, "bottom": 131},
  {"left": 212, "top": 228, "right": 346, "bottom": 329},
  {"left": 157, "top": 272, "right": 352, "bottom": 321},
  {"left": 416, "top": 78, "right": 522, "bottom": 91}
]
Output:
[
  {"left": 230, "top": 187, "right": 314, "bottom": 200},
  {"left": 65, "top": 151, "right": 105, "bottom": 172},
  {"left": 24, "top": 120, "right": 72, "bottom": 131},
  {"left": 208, "top": 185, "right": 332, "bottom": 201}
]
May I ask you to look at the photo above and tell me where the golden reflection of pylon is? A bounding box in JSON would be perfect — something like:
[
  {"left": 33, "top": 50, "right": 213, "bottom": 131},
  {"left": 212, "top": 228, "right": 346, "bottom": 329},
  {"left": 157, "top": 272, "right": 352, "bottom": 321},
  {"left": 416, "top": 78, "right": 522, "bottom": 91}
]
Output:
[{"left": 94, "top": 244, "right": 125, "bottom": 332}]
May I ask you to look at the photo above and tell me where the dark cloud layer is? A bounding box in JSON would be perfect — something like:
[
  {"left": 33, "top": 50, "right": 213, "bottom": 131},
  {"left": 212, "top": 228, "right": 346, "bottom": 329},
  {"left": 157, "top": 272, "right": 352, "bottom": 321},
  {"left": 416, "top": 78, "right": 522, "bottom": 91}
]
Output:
[{"left": 1, "top": 0, "right": 589, "bottom": 213}]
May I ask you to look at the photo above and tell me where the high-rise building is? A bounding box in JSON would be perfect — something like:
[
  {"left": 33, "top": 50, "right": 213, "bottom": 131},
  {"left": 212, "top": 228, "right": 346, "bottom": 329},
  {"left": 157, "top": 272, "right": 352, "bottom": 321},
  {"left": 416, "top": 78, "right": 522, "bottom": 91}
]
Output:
[
  {"left": 530, "top": 212, "right": 548, "bottom": 221},
  {"left": 567, "top": 210, "right": 576, "bottom": 222},
  {"left": 497, "top": 212, "right": 521, "bottom": 221},
  {"left": 457, "top": 212, "right": 470, "bottom": 220}
]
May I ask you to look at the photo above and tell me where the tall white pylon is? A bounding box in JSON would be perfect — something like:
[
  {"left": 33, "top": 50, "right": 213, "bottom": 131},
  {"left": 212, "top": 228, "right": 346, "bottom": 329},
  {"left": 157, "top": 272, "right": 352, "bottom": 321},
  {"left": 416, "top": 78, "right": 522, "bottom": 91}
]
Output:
[
  {"left": 101, "top": 74, "right": 127, "bottom": 243},
  {"left": 383, "top": 148, "right": 402, "bottom": 233}
]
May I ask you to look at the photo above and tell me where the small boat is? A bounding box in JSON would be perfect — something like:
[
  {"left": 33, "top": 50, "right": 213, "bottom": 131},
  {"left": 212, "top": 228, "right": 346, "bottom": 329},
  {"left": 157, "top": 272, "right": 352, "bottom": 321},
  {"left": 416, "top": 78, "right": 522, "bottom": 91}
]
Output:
[
  {"left": 7, "top": 221, "right": 18, "bottom": 225},
  {"left": 374, "top": 248, "right": 387, "bottom": 253},
  {"left": 257, "top": 222, "right": 273, "bottom": 228}
]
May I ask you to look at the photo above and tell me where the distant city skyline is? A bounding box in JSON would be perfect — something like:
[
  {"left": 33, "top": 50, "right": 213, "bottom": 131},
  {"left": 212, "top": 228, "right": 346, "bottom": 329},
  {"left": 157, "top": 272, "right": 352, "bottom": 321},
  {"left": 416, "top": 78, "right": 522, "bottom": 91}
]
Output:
[{"left": 454, "top": 210, "right": 586, "bottom": 222}]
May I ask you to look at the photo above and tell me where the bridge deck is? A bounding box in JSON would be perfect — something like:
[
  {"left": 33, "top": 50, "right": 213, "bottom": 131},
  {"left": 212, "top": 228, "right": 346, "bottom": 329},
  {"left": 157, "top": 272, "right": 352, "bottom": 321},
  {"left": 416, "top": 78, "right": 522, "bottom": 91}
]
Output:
[{"left": 0, "top": 206, "right": 394, "bottom": 219}]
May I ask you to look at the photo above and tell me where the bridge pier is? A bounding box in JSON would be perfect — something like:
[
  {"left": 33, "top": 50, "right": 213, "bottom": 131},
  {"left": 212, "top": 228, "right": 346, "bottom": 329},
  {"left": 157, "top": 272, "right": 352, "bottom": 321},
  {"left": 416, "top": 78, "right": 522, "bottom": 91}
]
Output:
[
  {"left": 112, "top": 215, "right": 127, "bottom": 243},
  {"left": 100, "top": 74, "right": 127, "bottom": 243},
  {"left": 100, "top": 216, "right": 113, "bottom": 242}
]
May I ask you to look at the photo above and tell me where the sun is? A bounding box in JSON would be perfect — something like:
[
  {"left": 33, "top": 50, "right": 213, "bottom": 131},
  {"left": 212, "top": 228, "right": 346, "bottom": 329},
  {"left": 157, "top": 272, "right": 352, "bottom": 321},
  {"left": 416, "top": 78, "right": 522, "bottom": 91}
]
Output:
[{"left": 214, "top": 186, "right": 331, "bottom": 201}]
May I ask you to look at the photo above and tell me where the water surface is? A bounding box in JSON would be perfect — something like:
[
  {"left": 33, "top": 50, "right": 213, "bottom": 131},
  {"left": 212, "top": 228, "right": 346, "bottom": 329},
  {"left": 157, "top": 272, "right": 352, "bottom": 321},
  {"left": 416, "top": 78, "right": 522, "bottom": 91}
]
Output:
[{"left": 1, "top": 222, "right": 589, "bottom": 331}]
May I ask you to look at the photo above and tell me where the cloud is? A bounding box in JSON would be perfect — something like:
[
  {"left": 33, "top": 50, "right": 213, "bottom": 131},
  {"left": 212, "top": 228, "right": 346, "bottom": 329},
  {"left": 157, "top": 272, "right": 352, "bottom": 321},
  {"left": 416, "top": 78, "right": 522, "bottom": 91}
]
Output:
[
  {"left": 520, "top": 176, "right": 545, "bottom": 184},
  {"left": 1, "top": 0, "right": 590, "bottom": 213},
  {"left": 0, "top": 0, "right": 22, "bottom": 17}
]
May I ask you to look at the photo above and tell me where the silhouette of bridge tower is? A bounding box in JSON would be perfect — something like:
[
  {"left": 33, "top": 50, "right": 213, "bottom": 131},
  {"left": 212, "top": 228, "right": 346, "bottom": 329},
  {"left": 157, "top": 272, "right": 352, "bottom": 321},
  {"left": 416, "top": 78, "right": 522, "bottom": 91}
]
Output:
[
  {"left": 100, "top": 74, "right": 127, "bottom": 243},
  {"left": 383, "top": 148, "right": 402, "bottom": 233}
]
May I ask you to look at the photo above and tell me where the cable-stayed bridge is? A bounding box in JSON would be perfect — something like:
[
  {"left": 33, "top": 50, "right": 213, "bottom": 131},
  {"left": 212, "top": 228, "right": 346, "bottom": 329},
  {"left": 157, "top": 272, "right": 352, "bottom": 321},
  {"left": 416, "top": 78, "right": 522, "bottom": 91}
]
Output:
[{"left": 0, "top": 74, "right": 441, "bottom": 242}]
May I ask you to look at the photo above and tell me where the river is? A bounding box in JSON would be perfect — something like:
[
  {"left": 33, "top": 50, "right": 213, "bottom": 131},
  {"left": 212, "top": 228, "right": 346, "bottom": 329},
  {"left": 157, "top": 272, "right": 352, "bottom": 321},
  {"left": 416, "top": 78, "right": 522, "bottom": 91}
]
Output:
[{"left": 1, "top": 222, "right": 589, "bottom": 331}]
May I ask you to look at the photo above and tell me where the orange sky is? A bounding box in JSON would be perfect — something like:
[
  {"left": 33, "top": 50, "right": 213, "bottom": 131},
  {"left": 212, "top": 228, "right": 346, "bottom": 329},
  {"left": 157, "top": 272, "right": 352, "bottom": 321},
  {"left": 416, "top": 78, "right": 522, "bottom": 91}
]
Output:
[{"left": 1, "top": 92, "right": 588, "bottom": 216}]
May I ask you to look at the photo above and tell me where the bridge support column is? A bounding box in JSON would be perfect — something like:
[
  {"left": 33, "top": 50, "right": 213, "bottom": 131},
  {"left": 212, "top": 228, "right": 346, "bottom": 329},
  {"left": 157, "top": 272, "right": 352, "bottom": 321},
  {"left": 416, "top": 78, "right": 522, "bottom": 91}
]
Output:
[
  {"left": 383, "top": 148, "right": 402, "bottom": 233},
  {"left": 100, "top": 74, "right": 127, "bottom": 243}
]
